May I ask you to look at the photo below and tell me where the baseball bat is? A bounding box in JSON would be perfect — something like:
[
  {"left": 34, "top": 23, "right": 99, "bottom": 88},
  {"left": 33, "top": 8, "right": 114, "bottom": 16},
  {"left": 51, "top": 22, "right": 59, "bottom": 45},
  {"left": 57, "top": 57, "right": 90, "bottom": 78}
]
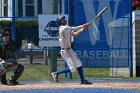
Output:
[{"left": 89, "top": 7, "right": 108, "bottom": 24}]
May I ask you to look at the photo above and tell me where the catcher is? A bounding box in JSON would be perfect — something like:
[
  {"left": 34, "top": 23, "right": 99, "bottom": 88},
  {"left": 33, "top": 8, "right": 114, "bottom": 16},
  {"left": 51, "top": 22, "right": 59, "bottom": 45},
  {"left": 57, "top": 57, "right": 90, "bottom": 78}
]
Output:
[{"left": 0, "top": 28, "right": 24, "bottom": 85}]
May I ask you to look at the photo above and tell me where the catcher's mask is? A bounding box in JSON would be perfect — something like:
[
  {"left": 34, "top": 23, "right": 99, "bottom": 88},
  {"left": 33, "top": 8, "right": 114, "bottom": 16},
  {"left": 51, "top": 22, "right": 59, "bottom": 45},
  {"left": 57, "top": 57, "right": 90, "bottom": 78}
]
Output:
[{"left": 2, "top": 28, "right": 11, "bottom": 38}]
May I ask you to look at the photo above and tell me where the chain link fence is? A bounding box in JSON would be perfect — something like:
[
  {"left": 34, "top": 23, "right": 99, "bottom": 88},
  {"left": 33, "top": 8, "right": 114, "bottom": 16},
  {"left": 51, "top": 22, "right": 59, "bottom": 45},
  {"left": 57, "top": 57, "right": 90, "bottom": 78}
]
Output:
[{"left": 0, "top": 0, "right": 132, "bottom": 83}]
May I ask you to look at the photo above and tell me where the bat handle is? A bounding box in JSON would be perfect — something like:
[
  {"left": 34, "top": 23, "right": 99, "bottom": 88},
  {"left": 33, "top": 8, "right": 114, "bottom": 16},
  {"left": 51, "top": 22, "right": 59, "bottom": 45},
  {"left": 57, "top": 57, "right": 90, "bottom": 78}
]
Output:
[
  {"left": 89, "top": 22, "right": 92, "bottom": 25},
  {"left": 89, "top": 19, "right": 95, "bottom": 24}
]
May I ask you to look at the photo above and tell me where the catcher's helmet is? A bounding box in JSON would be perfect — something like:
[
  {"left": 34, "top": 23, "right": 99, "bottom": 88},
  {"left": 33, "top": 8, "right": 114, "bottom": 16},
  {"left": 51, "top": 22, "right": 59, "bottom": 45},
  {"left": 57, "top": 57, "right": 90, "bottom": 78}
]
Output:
[{"left": 56, "top": 16, "right": 65, "bottom": 25}]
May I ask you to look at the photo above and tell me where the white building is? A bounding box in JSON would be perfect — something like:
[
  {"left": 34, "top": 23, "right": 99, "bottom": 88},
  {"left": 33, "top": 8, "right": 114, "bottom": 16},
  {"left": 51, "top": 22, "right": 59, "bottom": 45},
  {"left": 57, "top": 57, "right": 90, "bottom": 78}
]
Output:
[{"left": 0, "top": 0, "right": 65, "bottom": 18}]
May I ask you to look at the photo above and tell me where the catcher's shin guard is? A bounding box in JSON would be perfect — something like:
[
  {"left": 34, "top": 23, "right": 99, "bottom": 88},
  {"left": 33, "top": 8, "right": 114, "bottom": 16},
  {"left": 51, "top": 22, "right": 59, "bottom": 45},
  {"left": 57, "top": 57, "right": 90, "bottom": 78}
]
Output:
[
  {"left": 0, "top": 60, "right": 7, "bottom": 76},
  {"left": 0, "top": 73, "right": 7, "bottom": 84},
  {"left": 10, "top": 64, "right": 24, "bottom": 82}
]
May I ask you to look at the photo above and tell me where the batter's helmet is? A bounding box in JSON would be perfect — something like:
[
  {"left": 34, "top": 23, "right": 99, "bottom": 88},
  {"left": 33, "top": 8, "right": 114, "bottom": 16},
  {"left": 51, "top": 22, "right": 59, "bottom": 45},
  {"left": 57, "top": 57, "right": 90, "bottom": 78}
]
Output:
[{"left": 56, "top": 16, "right": 65, "bottom": 25}]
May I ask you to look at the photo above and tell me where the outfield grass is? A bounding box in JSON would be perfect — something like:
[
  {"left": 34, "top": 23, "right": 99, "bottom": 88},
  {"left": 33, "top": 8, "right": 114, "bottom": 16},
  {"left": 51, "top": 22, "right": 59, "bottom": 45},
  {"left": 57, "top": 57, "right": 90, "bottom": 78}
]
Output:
[{"left": 6, "top": 64, "right": 140, "bottom": 81}]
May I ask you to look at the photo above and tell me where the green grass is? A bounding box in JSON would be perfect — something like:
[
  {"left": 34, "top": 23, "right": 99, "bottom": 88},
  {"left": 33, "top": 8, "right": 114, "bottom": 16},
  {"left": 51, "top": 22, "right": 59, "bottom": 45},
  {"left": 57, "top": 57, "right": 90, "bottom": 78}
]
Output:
[
  {"left": 7, "top": 64, "right": 48, "bottom": 81},
  {"left": 6, "top": 64, "right": 140, "bottom": 81},
  {"left": 21, "top": 64, "right": 48, "bottom": 80}
]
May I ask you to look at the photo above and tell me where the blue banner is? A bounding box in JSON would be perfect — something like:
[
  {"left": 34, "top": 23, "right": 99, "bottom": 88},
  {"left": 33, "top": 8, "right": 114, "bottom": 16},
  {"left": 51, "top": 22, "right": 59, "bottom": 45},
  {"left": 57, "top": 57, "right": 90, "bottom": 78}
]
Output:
[{"left": 73, "top": 0, "right": 132, "bottom": 68}]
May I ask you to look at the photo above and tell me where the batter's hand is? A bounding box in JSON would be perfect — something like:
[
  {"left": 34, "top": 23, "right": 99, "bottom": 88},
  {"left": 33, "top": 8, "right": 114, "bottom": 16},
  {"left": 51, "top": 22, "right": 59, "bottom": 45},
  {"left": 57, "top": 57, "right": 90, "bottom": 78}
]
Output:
[{"left": 83, "top": 23, "right": 90, "bottom": 30}]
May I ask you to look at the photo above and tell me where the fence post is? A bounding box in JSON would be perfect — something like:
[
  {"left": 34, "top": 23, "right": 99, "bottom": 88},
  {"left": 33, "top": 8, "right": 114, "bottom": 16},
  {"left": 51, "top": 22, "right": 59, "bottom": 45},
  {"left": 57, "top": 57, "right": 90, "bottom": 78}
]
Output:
[
  {"left": 48, "top": 48, "right": 57, "bottom": 74},
  {"left": 28, "top": 43, "right": 33, "bottom": 64},
  {"left": 29, "top": 49, "right": 33, "bottom": 64},
  {"left": 44, "top": 48, "right": 48, "bottom": 65},
  {"left": 12, "top": 0, "right": 16, "bottom": 41}
]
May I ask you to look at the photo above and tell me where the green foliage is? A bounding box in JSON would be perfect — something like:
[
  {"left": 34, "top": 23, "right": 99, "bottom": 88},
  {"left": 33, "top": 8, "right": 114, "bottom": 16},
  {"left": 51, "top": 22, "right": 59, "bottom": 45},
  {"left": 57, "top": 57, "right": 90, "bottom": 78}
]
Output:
[
  {"left": 0, "top": 20, "right": 38, "bottom": 31},
  {"left": 0, "top": 20, "right": 12, "bottom": 28},
  {"left": 0, "top": 20, "right": 39, "bottom": 48},
  {"left": 16, "top": 20, "right": 38, "bottom": 30}
]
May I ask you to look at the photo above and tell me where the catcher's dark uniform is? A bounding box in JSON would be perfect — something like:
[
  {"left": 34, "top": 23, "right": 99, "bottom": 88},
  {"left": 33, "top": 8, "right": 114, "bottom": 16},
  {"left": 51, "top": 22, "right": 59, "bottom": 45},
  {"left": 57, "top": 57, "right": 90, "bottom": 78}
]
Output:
[{"left": 0, "top": 30, "right": 24, "bottom": 85}]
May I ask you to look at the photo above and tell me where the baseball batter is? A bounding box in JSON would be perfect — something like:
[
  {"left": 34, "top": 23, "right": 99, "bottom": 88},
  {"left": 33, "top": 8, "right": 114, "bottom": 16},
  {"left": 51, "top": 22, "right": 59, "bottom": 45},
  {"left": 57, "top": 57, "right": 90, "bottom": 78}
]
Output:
[{"left": 51, "top": 16, "right": 92, "bottom": 84}]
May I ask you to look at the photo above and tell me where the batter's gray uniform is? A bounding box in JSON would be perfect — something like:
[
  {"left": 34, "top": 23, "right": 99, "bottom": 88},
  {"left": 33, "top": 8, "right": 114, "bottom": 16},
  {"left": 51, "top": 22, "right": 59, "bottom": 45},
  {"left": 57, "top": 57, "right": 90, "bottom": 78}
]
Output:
[{"left": 59, "top": 25, "right": 84, "bottom": 72}]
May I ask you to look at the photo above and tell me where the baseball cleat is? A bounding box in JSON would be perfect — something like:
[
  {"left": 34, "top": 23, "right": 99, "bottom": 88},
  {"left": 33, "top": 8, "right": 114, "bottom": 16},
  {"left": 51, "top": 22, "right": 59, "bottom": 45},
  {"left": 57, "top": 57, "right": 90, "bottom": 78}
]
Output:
[
  {"left": 1, "top": 81, "right": 8, "bottom": 85},
  {"left": 7, "top": 80, "right": 19, "bottom": 85},
  {"left": 81, "top": 80, "right": 92, "bottom": 84},
  {"left": 51, "top": 72, "right": 58, "bottom": 83}
]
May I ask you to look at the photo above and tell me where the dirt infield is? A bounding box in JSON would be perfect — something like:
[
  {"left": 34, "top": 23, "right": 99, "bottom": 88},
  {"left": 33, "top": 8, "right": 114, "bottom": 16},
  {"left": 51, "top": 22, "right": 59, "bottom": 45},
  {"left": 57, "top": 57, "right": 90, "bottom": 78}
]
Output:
[{"left": 0, "top": 81, "right": 140, "bottom": 90}]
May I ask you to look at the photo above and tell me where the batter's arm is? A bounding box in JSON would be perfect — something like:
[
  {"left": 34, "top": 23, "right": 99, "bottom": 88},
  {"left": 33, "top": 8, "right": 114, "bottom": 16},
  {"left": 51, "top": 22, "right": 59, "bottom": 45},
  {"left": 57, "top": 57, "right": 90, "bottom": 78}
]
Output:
[
  {"left": 71, "top": 28, "right": 83, "bottom": 37},
  {"left": 71, "top": 23, "right": 90, "bottom": 31},
  {"left": 71, "top": 22, "right": 90, "bottom": 37}
]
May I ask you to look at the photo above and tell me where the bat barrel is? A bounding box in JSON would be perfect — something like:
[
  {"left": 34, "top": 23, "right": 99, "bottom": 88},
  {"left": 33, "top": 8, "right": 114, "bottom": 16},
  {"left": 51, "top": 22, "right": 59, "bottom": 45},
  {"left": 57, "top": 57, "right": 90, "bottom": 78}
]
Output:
[
  {"left": 101, "top": 7, "right": 108, "bottom": 13},
  {"left": 90, "top": 6, "right": 108, "bottom": 24},
  {"left": 94, "top": 7, "right": 108, "bottom": 19}
]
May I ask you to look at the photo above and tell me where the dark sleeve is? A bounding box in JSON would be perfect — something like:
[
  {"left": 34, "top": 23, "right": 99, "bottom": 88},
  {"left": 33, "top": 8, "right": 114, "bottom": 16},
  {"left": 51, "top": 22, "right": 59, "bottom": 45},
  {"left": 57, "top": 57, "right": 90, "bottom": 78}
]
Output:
[
  {"left": 0, "top": 40, "right": 3, "bottom": 58},
  {"left": 0, "top": 46, "right": 2, "bottom": 58},
  {"left": 0, "top": 44, "right": 6, "bottom": 59},
  {"left": 11, "top": 40, "right": 16, "bottom": 52}
]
